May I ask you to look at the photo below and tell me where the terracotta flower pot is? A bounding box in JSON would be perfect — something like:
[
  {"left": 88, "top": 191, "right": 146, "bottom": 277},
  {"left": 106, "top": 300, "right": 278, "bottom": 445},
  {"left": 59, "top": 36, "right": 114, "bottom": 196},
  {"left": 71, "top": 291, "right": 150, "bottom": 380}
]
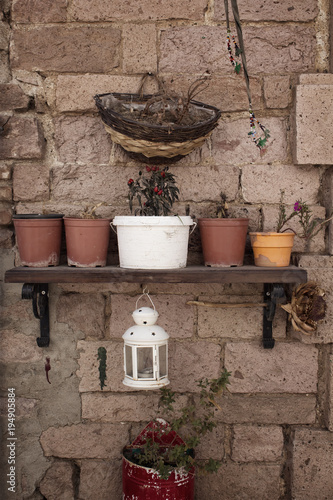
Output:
[
  {"left": 13, "top": 214, "right": 63, "bottom": 267},
  {"left": 64, "top": 218, "right": 111, "bottom": 267},
  {"left": 198, "top": 218, "right": 249, "bottom": 267},
  {"left": 250, "top": 232, "right": 295, "bottom": 267}
]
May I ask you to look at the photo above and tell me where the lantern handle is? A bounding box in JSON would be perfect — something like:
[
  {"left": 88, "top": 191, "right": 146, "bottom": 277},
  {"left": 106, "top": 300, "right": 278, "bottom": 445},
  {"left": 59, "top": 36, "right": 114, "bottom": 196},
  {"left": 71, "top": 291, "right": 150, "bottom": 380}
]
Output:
[{"left": 136, "top": 289, "right": 156, "bottom": 310}]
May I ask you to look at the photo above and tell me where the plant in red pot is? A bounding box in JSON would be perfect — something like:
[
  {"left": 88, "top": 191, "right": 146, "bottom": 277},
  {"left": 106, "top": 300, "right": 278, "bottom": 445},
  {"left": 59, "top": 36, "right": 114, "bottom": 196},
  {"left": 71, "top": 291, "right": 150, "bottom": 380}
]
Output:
[
  {"left": 198, "top": 193, "right": 249, "bottom": 267},
  {"left": 122, "top": 369, "right": 231, "bottom": 499},
  {"left": 64, "top": 203, "right": 111, "bottom": 268}
]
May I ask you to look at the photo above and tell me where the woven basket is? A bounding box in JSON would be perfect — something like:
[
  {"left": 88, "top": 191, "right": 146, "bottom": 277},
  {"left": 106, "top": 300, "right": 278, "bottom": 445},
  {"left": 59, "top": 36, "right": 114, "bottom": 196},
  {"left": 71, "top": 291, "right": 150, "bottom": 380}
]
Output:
[{"left": 94, "top": 92, "right": 221, "bottom": 159}]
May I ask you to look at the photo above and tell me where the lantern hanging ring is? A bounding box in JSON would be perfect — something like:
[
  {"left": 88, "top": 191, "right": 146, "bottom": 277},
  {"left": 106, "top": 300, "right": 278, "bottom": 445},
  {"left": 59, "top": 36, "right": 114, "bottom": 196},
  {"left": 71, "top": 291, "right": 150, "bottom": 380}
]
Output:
[{"left": 136, "top": 288, "right": 156, "bottom": 310}]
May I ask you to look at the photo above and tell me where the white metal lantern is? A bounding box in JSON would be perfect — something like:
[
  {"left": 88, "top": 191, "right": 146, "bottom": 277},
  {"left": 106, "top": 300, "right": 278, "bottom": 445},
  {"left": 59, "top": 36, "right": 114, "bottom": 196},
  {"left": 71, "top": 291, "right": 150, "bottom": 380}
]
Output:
[{"left": 122, "top": 292, "right": 169, "bottom": 389}]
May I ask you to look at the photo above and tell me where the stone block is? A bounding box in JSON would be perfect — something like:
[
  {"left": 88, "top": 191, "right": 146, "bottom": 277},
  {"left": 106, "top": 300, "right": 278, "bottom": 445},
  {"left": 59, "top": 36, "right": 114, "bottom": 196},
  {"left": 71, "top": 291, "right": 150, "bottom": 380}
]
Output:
[
  {"left": 232, "top": 424, "right": 283, "bottom": 462},
  {"left": 195, "top": 462, "right": 281, "bottom": 500},
  {"left": 225, "top": 342, "right": 318, "bottom": 393},
  {"left": 13, "top": 163, "right": 49, "bottom": 202},
  {"left": 219, "top": 394, "right": 316, "bottom": 425},
  {"left": 264, "top": 76, "right": 292, "bottom": 109},
  {"left": 39, "top": 462, "right": 75, "bottom": 500},
  {"left": 160, "top": 26, "right": 229, "bottom": 74},
  {"left": 169, "top": 340, "right": 221, "bottom": 392},
  {"left": 214, "top": 0, "right": 318, "bottom": 22},
  {"left": 123, "top": 24, "right": 157, "bottom": 74},
  {"left": 0, "top": 185, "right": 12, "bottom": 201},
  {"left": 11, "top": 26, "right": 121, "bottom": 73},
  {"left": 40, "top": 423, "right": 130, "bottom": 459},
  {"left": 109, "top": 294, "right": 195, "bottom": 340},
  {"left": 0, "top": 396, "right": 38, "bottom": 418},
  {"left": 53, "top": 116, "right": 111, "bottom": 164},
  {"left": 329, "top": 355, "right": 333, "bottom": 431},
  {"left": 0, "top": 208, "right": 12, "bottom": 225},
  {"left": 0, "top": 83, "right": 30, "bottom": 111},
  {"left": 77, "top": 340, "right": 125, "bottom": 393},
  {"left": 57, "top": 294, "right": 106, "bottom": 340},
  {"left": 55, "top": 75, "right": 142, "bottom": 112},
  {"left": 69, "top": 0, "right": 207, "bottom": 21},
  {"left": 242, "top": 164, "right": 320, "bottom": 205},
  {"left": 293, "top": 76, "right": 333, "bottom": 164},
  {"left": 0, "top": 227, "right": 13, "bottom": 248},
  {"left": 12, "top": 0, "right": 67, "bottom": 23},
  {"left": 212, "top": 118, "right": 288, "bottom": 165},
  {"left": 163, "top": 74, "right": 262, "bottom": 112},
  {"left": 291, "top": 428, "right": 333, "bottom": 500},
  {"left": 0, "top": 116, "right": 45, "bottom": 160},
  {"left": 79, "top": 460, "right": 122, "bottom": 500},
  {"left": 160, "top": 25, "right": 315, "bottom": 75},
  {"left": 195, "top": 424, "right": 225, "bottom": 460},
  {"left": 0, "top": 330, "right": 43, "bottom": 363},
  {"left": 0, "top": 18, "right": 9, "bottom": 51},
  {"left": 82, "top": 393, "right": 160, "bottom": 422},
  {"left": 197, "top": 294, "right": 286, "bottom": 340},
  {"left": 175, "top": 165, "right": 239, "bottom": 203},
  {"left": 0, "top": 164, "right": 11, "bottom": 179}
]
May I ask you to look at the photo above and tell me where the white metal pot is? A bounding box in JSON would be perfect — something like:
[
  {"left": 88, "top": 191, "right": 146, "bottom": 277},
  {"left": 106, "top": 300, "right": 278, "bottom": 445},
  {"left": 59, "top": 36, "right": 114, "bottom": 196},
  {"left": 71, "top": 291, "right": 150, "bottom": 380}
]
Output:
[{"left": 112, "top": 216, "right": 195, "bottom": 269}]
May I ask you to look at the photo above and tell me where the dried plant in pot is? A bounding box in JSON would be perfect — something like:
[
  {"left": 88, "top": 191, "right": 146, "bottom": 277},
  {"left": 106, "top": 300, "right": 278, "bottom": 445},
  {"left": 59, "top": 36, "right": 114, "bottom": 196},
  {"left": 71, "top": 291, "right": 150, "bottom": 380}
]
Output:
[
  {"left": 64, "top": 203, "right": 111, "bottom": 268},
  {"left": 122, "top": 370, "right": 231, "bottom": 499},
  {"left": 13, "top": 213, "right": 64, "bottom": 267},
  {"left": 112, "top": 166, "right": 195, "bottom": 269},
  {"left": 94, "top": 73, "right": 221, "bottom": 162},
  {"left": 198, "top": 193, "right": 249, "bottom": 267},
  {"left": 250, "top": 192, "right": 333, "bottom": 267}
]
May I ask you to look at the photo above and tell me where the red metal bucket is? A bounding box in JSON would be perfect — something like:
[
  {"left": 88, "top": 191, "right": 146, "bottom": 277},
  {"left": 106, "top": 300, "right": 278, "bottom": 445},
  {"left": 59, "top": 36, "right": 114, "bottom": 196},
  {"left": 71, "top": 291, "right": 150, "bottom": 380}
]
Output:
[
  {"left": 122, "top": 419, "right": 195, "bottom": 499},
  {"left": 122, "top": 456, "right": 195, "bottom": 500}
]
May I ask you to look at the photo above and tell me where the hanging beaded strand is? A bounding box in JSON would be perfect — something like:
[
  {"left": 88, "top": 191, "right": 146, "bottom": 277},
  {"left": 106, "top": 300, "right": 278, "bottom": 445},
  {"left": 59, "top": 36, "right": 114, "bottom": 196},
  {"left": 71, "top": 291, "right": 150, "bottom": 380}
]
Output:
[
  {"left": 248, "top": 108, "right": 271, "bottom": 152},
  {"left": 226, "top": 29, "right": 242, "bottom": 74}
]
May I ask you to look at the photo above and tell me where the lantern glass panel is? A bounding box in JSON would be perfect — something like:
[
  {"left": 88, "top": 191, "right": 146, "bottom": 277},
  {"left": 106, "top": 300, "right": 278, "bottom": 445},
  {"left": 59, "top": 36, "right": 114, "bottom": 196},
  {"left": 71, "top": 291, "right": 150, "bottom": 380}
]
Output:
[
  {"left": 125, "top": 345, "right": 133, "bottom": 377},
  {"left": 159, "top": 344, "right": 167, "bottom": 378},
  {"left": 137, "top": 347, "right": 154, "bottom": 379}
]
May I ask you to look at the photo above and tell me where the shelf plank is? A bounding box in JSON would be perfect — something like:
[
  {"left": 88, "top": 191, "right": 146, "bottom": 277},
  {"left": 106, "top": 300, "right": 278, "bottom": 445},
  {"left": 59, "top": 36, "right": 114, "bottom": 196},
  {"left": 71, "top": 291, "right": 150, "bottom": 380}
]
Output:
[{"left": 4, "top": 265, "right": 307, "bottom": 284}]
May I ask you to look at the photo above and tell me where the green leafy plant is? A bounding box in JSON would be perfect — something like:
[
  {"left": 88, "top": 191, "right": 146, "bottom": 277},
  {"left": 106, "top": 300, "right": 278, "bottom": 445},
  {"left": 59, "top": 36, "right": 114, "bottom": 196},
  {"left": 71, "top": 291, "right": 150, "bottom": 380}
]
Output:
[
  {"left": 124, "top": 369, "right": 231, "bottom": 480},
  {"left": 128, "top": 166, "right": 179, "bottom": 216}
]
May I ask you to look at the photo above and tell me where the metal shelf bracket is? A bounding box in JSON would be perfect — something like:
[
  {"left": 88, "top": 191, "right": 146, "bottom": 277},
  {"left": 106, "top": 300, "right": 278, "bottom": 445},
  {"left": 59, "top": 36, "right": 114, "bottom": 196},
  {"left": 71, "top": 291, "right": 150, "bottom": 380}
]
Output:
[
  {"left": 263, "top": 283, "right": 286, "bottom": 349},
  {"left": 22, "top": 283, "right": 50, "bottom": 347}
]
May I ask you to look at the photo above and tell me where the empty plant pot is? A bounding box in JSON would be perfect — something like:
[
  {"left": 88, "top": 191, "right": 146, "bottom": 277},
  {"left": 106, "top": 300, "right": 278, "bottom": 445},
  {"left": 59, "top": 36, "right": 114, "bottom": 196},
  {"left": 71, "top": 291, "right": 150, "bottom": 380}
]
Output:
[
  {"left": 13, "top": 214, "right": 63, "bottom": 267},
  {"left": 198, "top": 218, "right": 249, "bottom": 267},
  {"left": 64, "top": 218, "right": 111, "bottom": 267},
  {"left": 250, "top": 232, "right": 295, "bottom": 267}
]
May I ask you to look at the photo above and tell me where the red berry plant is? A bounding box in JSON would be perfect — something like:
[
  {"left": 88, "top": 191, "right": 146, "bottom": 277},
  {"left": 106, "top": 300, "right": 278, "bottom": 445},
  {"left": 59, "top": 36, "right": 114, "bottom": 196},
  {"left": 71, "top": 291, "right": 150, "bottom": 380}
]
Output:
[{"left": 127, "top": 166, "right": 179, "bottom": 216}]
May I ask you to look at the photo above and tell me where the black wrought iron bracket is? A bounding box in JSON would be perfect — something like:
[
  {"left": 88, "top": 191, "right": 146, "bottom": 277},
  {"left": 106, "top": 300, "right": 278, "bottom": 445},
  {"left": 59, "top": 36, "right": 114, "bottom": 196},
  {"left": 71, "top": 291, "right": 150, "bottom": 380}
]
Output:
[
  {"left": 22, "top": 283, "right": 50, "bottom": 347},
  {"left": 263, "top": 283, "right": 286, "bottom": 349}
]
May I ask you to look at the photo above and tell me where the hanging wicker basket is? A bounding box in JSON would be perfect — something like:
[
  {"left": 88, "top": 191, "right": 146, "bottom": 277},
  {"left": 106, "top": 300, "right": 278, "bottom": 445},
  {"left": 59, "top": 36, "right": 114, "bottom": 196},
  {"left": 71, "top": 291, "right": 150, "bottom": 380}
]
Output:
[{"left": 94, "top": 89, "right": 221, "bottom": 161}]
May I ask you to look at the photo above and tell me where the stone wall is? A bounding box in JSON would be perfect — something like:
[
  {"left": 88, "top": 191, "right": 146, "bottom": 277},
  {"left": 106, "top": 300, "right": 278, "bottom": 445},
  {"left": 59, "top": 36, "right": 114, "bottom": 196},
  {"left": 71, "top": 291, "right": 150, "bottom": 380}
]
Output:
[{"left": 0, "top": 1, "right": 333, "bottom": 499}]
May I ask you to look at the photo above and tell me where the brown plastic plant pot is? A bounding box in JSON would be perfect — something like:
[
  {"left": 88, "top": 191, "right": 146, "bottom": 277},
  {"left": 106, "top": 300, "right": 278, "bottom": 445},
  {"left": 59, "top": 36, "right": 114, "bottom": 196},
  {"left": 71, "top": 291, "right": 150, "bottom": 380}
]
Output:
[
  {"left": 198, "top": 218, "right": 249, "bottom": 267},
  {"left": 13, "top": 214, "right": 64, "bottom": 267},
  {"left": 64, "top": 218, "right": 111, "bottom": 268}
]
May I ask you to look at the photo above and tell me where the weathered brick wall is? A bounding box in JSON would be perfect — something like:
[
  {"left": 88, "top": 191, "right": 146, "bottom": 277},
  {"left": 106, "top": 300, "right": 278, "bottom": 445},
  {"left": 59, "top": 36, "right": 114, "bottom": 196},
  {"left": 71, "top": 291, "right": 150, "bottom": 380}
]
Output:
[{"left": 0, "top": 1, "right": 333, "bottom": 499}]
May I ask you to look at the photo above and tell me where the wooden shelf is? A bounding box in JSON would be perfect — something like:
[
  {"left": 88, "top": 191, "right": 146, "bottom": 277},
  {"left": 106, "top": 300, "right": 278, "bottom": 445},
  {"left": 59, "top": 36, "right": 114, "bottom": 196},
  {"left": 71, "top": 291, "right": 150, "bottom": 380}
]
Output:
[{"left": 4, "top": 265, "right": 307, "bottom": 284}]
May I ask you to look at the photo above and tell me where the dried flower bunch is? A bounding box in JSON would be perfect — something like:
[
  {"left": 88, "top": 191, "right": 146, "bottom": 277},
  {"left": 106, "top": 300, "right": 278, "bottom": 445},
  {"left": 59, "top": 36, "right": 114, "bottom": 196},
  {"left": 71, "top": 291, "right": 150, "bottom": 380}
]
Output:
[
  {"left": 281, "top": 282, "right": 326, "bottom": 335},
  {"left": 127, "top": 166, "right": 179, "bottom": 216}
]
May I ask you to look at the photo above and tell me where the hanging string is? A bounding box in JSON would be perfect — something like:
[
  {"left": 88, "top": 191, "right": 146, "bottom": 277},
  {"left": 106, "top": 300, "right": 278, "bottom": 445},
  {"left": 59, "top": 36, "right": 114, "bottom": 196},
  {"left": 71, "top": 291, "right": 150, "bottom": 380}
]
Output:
[
  {"left": 224, "top": 0, "right": 270, "bottom": 152},
  {"left": 136, "top": 288, "right": 156, "bottom": 310}
]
